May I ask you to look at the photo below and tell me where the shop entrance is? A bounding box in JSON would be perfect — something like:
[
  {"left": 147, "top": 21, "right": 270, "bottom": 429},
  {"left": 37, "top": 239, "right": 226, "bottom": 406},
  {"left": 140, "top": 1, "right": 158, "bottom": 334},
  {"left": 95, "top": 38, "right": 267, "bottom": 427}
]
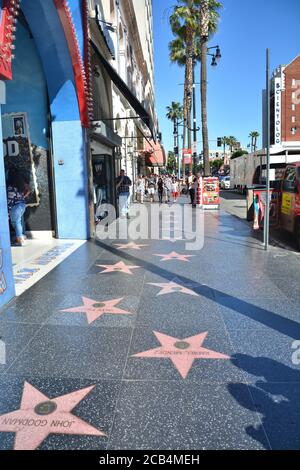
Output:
[
  {"left": 93, "top": 155, "right": 116, "bottom": 222},
  {"left": 2, "top": 12, "right": 56, "bottom": 241}
]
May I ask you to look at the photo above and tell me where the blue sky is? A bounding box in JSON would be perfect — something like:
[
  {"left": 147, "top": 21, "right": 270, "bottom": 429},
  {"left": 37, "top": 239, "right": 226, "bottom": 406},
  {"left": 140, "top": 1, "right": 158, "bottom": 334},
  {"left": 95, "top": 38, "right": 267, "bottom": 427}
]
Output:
[{"left": 153, "top": 0, "right": 300, "bottom": 153}]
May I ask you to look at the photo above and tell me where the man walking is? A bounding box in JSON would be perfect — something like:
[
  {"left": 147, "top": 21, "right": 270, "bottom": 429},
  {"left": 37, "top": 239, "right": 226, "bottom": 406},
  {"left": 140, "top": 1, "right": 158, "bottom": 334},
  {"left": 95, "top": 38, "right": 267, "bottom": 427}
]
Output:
[{"left": 116, "top": 170, "right": 132, "bottom": 218}]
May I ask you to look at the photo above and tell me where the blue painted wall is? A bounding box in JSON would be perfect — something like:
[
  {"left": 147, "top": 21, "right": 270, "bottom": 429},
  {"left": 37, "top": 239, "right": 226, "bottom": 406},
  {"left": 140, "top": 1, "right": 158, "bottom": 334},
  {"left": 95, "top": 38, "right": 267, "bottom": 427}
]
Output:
[
  {"left": 21, "top": 0, "right": 89, "bottom": 239},
  {"left": 0, "top": 0, "right": 89, "bottom": 309},
  {"left": 2, "top": 21, "right": 48, "bottom": 150},
  {"left": 0, "top": 108, "right": 15, "bottom": 309}
]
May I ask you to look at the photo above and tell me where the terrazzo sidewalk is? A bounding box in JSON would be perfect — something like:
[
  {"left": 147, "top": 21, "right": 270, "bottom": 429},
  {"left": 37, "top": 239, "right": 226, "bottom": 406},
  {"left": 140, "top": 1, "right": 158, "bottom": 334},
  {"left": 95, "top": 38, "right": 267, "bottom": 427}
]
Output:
[{"left": 0, "top": 202, "right": 300, "bottom": 450}]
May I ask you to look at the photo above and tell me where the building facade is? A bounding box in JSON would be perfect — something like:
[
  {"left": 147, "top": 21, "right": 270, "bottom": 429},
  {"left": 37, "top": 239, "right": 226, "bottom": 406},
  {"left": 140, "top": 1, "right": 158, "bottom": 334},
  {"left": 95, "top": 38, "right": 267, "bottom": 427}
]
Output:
[
  {"left": 263, "top": 55, "right": 300, "bottom": 150},
  {"left": 0, "top": 0, "right": 161, "bottom": 310},
  {"left": 89, "top": 0, "right": 163, "bottom": 191},
  {"left": 0, "top": 0, "right": 93, "bottom": 309}
]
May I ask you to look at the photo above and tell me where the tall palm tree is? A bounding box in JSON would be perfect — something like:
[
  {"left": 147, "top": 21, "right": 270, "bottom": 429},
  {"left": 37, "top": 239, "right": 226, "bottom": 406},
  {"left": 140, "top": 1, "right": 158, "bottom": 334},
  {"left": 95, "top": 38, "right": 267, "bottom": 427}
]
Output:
[
  {"left": 166, "top": 102, "right": 183, "bottom": 172},
  {"left": 169, "top": 34, "right": 201, "bottom": 174},
  {"left": 199, "top": 0, "right": 222, "bottom": 176},
  {"left": 170, "top": 1, "right": 201, "bottom": 174},
  {"left": 249, "top": 131, "right": 260, "bottom": 152}
]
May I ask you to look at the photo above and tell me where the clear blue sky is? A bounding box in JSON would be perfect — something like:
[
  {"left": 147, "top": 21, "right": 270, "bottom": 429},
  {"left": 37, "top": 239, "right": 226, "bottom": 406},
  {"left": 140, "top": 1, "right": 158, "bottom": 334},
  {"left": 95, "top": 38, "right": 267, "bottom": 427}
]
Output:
[{"left": 153, "top": 0, "right": 300, "bottom": 153}]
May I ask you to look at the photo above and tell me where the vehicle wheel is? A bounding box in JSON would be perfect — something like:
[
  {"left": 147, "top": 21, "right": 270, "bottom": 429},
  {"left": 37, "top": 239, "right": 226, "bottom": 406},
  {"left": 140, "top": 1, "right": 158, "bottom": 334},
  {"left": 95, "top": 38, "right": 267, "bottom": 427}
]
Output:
[{"left": 295, "top": 220, "right": 300, "bottom": 252}]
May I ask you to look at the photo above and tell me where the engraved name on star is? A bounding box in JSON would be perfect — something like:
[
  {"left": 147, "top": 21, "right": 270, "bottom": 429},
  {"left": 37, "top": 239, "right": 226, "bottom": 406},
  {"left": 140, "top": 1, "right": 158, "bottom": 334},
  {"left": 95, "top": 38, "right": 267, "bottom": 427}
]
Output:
[
  {"left": 147, "top": 281, "right": 199, "bottom": 296},
  {"left": 0, "top": 382, "right": 105, "bottom": 450},
  {"left": 114, "top": 242, "right": 148, "bottom": 250},
  {"left": 132, "top": 331, "right": 230, "bottom": 379},
  {"left": 97, "top": 261, "right": 140, "bottom": 275},
  {"left": 154, "top": 251, "right": 195, "bottom": 262},
  {"left": 61, "top": 297, "right": 132, "bottom": 325}
]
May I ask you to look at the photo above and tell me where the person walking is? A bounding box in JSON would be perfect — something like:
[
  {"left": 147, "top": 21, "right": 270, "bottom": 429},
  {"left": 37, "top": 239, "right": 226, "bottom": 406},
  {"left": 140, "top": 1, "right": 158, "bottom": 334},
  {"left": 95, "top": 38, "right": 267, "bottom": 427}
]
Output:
[
  {"left": 7, "top": 169, "right": 30, "bottom": 246},
  {"left": 171, "top": 177, "right": 179, "bottom": 203},
  {"left": 116, "top": 169, "right": 132, "bottom": 219},
  {"left": 164, "top": 175, "right": 172, "bottom": 204},
  {"left": 188, "top": 171, "right": 195, "bottom": 205},
  {"left": 157, "top": 177, "right": 164, "bottom": 204},
  {"left": 147, "top": 174, "right": 156, "bottom": 203},
  {"left": 135, "top": 175, "right": 145, "bottom": 204}
]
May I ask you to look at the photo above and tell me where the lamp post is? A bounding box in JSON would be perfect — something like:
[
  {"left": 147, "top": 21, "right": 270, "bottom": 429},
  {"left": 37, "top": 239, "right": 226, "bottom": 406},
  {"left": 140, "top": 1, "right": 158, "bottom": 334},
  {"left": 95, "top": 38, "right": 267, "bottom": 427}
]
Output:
[{"left": 264, "top": 48, "right": 271, "bottom": 251}]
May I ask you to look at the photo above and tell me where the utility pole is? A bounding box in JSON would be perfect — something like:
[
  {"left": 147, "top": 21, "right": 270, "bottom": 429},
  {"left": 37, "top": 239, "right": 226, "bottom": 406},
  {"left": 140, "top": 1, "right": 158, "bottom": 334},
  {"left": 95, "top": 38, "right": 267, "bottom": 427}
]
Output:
[
  {"left": 264, "top": 48, "right": 271, "bottom": 250},
  {"left": 192, "top": 58, "right": 197, "bottom": 174}
]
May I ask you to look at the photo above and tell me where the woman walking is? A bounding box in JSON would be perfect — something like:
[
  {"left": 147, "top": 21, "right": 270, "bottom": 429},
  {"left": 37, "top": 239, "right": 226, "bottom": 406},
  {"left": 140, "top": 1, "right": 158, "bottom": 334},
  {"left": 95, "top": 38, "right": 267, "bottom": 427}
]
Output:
[
  {"left": 7, "top": 169, "right": 30, "bottom": 246},
  {"left": 135, "top": 175, "right": 145, "bottom": 203}
]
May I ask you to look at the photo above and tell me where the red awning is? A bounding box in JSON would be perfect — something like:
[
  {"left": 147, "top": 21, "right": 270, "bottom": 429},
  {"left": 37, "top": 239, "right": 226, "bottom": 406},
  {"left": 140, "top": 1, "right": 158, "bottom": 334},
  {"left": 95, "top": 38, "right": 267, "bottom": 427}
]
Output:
[{"left": 141, "top": 140, "right": 166, "bottom": 167}]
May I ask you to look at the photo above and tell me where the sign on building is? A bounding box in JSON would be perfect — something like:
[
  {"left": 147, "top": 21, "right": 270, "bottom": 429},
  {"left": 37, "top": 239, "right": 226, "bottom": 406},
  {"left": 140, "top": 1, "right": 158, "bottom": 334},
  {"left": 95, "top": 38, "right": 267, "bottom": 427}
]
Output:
[{"left": 274, "top": 77, "right": 282, "bottom": 146}]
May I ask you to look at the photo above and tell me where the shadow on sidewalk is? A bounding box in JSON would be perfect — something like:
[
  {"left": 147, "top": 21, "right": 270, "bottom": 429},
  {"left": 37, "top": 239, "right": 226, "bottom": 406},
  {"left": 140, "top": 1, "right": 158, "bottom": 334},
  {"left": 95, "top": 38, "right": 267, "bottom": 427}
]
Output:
[
  {"left": 228, "top": 353, "right": 300, "bottom": 450},
  {"left": 95, "top": 239, "right": 300, "bottom": 340}
]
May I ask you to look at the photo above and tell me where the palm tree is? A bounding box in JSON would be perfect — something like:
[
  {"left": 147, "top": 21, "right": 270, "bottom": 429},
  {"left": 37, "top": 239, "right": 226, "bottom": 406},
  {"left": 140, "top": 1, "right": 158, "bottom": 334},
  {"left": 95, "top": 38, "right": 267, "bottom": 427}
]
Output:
[
  {"left": 249, "top": 131, "right": 260, "bottom": 152},
  {"left": 166, "top": 102, "right": 183, "bottom": 172},
  {"left": 169, "top": 34, "right": 201, "bottom": 174},
  {"left": 199, "top": 0, "right": 222, "bottom": 176},
  {"left": 169, "top": 1, "right": 201, "bottom": 174},
  {"left": 226, "top": 136, "right": 239, "bottom": 154}
]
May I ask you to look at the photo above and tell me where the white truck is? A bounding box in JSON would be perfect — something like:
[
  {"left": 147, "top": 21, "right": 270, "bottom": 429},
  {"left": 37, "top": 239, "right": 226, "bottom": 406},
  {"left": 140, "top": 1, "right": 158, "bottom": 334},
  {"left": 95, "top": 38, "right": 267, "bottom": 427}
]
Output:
[{"left": 230, "top": 148, "right": 300, "bottom": 193}]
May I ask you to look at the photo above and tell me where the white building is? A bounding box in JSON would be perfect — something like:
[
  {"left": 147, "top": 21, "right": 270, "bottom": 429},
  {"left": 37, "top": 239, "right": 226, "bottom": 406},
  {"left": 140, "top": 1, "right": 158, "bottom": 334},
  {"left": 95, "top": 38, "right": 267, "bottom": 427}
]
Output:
[{"left": 89, "top": 0, "right": 161, "bottom": 193}]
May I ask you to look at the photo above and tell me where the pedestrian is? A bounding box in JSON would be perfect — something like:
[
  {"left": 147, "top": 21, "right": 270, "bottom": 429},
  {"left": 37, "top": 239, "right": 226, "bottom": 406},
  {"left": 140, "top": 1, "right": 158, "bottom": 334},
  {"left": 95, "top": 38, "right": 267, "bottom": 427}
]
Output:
[
  {"left": 188, "top": 171, "right": 195, "bottom": 205},
  {"left": 147, "top": 173, "right": 156, "bottom": 203},
  {"left": 164, "top": 175, "right": 172, "bottom": 203},
  {"left": 192, "top": 176, "right": 198, "bottom": 208},
  {"left": 135, "top": 175, "right": 145, "bottom": 203},
  {"left": 157, "top": 177, "right": 164, "bottom": 204},
  {"left": 116, "top": 169, "right": 132, "bottom": 219},
  {"left": 6, "top": 169, "right": 30, "bottom": 246},
  {"left": 171, "top": 177, "right": 179, "bottom": 203}
]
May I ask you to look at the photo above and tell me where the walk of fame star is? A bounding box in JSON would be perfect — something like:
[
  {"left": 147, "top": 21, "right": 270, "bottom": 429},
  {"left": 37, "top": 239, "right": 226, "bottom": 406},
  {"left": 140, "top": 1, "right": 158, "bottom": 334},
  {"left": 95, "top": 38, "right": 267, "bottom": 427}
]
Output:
[
  {"left": 132, "top": 331, "right": 230, "bottom": 378},
  {"left": 147, "top": 281, "right": 199, "bottom": 296},
  {"left": 154, "top": 251, "right": 195, "bottom": 262},
  {"left": 61, "top": 297, "right": 132, "bottom": 324},
  {"left": 97, "top": 261, "right": 140, "bottom": 275},
  {"left": 114, "top": 242, "right": 148, "bottom": 250},
  {"left": 0, "top": 382, "right": 105, "bottom": 450}
]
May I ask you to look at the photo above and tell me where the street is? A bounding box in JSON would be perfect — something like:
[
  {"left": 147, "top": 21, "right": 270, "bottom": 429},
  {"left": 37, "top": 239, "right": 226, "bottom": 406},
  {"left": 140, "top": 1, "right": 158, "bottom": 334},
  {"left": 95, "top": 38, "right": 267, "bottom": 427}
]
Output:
[{"left": 0, "top": 200, "right": 300, "bottom": 450}]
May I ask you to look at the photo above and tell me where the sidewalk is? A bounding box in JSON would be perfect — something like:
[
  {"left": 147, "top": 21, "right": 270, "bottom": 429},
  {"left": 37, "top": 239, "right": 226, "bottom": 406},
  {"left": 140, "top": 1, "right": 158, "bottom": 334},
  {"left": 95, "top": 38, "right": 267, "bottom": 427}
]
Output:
[{"left": 0, "top": 201, "right": 300, "bottom": 450}]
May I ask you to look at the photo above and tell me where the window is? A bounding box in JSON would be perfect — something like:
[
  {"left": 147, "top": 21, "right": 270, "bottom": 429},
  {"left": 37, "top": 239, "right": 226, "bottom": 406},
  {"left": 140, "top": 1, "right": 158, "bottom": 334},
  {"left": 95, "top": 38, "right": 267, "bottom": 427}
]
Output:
[
  {"left": 292, "top": 104, "right": 296, "bottom": 111},
  {"left": 291, "top": 127, "right": 297, "bottom": 135},
  {"left": 292, "top": 92, "right": 296, "bottom": 100},
  {"left": 292, "top": 116, "right": 296, "bottom": 123},
  {"left": 292, "top": 78, "right": 296, "bottom": 87},
  {"left": 283, "top": 167, "right": 296, "bottom": 192}
]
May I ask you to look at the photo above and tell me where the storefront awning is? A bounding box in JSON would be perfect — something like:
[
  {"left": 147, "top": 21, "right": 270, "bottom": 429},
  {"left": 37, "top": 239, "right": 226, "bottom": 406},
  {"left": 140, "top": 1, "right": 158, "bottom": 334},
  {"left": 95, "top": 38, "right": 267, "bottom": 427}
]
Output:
[
  {"left": 141, "top": 140, "right": 166, "bottom": 167},
  {"left": 91, "top": 41, "right": 155, "bottom": 140}
]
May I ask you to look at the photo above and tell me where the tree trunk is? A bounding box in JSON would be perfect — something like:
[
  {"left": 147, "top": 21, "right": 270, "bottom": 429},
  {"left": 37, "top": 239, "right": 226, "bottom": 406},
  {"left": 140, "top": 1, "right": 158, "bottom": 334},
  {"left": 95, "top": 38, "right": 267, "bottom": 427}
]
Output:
[
  {"left": 201, "top": 38, "right": 210, "bottom": 176},
  {"left": 182, "top": 65, "right": 188, "bottom": 177}
]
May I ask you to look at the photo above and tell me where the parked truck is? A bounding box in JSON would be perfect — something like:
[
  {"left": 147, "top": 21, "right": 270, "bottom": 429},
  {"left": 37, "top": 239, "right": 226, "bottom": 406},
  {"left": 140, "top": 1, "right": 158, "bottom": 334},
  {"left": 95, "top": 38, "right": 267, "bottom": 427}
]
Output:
[{"left": 230, "top": 149, "right": 300, "bottom": 193}]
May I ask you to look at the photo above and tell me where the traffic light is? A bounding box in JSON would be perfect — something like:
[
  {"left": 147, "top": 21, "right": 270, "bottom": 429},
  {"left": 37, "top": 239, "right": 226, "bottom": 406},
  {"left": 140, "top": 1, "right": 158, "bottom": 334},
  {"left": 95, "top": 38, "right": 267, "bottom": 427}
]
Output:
[{"left": 217, "top": 137, "right": 222, "bottom": 147}]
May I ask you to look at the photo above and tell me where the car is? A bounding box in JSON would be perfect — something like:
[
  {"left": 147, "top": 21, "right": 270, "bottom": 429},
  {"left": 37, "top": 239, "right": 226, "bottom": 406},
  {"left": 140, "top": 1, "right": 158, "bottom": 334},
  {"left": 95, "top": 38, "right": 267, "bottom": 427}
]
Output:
[{"left": 220, "top": 176, "right": 231, "bottom": 190}]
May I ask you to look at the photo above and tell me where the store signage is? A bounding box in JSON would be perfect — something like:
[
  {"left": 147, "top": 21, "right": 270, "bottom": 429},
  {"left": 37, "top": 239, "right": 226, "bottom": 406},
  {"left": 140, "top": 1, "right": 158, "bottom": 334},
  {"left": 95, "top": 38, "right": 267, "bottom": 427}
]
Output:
[
  {"left": 183, "top": 148, "right": 192, "bottom": 165},
  {"left": 0, "top": 1, "right": 21, "bottom": 80},
  {"left": 2, "top": 112, "right": 39, "bottom": 207},
  {"left": 274, "top": 77, "right": 282, "bottom": 145}
]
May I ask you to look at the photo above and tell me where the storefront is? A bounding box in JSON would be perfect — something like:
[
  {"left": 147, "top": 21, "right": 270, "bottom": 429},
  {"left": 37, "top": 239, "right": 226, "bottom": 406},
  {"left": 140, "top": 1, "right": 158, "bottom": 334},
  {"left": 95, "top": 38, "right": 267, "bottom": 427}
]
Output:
[{"left": 0, "top": 0, "right": 91, "bottom": 309}]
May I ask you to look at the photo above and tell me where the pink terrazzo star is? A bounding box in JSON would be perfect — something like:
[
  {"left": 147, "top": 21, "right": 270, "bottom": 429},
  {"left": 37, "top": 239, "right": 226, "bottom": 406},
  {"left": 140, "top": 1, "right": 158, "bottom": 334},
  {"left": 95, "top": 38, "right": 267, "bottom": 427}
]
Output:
[
  {"left": 132, "top": 331, "right": 230, "bottom": 379},
  {"left": 114, "top": 242, "right": 148, "bottom": 250},
  {"left": 97, "top": 261, "right": 140, "bottom": 275},
  {"left": 61, "top": 297, "right": 131, "bottom": 325},
  {"left": 0, "top": 382, "right": 105, "bottom": 450},
  {"left": 154, "top": 251, "right": 195, "bottom": 262},
  {"left": 148, "top": 281, "right": 199, "bottom": 296}
]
